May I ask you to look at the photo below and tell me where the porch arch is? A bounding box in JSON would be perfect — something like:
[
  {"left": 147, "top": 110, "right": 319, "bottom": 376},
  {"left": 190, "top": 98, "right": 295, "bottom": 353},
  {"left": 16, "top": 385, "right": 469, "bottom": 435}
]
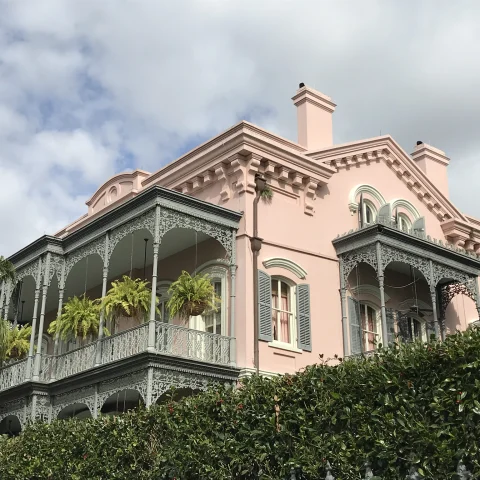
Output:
[
  {"left": 100, "top": 389, "right": 144, "bottom": 415},
  {"left": 0, "top": 415, "right": 22, "bottom": 436},
  {"left": 57, "top": 403, "right": 92, "bottom": 420}
]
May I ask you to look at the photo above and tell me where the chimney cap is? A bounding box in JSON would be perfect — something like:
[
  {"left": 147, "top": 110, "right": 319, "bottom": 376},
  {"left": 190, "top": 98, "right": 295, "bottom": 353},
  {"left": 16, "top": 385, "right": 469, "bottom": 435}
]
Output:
[
  {"left": 299, "top": 82, "right": 305, "bottom": 88},
  {"left": 416, "top": 140, "right": 423, "bottom": 146}
]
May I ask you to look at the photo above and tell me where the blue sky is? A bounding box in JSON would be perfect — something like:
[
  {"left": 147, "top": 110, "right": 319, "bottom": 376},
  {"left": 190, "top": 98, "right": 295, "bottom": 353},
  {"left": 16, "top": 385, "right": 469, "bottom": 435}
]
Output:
[{"left": 1, "top": 0, "right": 480, "bottom": 255}]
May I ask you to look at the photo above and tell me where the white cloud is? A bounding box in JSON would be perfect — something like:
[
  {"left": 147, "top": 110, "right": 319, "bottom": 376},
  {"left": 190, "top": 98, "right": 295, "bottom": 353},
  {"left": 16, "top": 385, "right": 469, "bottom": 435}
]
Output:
[{"left": 1, "top": 0, "right": 480, "bottom": 255}]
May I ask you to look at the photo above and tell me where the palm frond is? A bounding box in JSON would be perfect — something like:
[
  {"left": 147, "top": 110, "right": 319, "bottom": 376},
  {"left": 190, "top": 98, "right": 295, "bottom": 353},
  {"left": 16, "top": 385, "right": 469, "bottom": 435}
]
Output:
[{"left": 0, "top": 256, "right": 15, "bottom": 283}]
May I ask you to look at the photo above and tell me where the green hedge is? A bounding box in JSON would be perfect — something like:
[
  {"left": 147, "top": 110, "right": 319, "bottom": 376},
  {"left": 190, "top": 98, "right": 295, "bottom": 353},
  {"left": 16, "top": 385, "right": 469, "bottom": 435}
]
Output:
[{"left": 1, "top": 328, "right": 480, "bottom": 479}]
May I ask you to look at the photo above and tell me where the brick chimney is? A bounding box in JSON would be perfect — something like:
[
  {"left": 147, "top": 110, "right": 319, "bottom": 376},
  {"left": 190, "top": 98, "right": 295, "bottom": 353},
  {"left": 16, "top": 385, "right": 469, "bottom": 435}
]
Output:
[
  {"left": 411, "top": 141, "right": 450, "bottom": 198},
  {"left": 292, "top": 83, "right": 336, "bottom": 151}
]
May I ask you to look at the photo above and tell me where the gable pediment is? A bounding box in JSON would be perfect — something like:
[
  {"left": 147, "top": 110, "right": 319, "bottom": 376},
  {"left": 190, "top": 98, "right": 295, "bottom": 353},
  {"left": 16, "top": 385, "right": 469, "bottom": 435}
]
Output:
[{"left": 307, "top": 136, "right": 466, "bottom": 223}]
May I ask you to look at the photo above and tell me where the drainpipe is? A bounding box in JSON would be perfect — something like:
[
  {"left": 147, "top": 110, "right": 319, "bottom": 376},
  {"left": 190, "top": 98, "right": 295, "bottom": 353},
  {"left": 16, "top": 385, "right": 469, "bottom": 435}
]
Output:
[{"left": 251, "top": 174, "right": 267, "bottom": 375}]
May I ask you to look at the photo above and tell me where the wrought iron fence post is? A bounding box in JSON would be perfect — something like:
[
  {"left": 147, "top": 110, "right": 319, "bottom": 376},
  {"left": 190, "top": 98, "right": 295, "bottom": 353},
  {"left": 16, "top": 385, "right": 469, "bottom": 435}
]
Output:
[
  {"left": 457, "top": 459, "right": 472, "bottom": 479},
  {"left": 325, "top": 461, "right": 335, "bottom": 480},
  {"left": 405, "top": 465, "right": 423, "bottom": 479}
]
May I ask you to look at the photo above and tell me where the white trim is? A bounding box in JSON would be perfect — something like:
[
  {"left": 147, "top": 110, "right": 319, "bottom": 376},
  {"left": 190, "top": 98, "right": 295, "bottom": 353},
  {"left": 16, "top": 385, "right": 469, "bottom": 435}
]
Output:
[
  {"left": 238, "top": 367, "right": 281, "bottom": 379},
  {"left": 397, "top": 298, "right": 432, "bottom": 311},
  {"left": 271, "top": 277, "right": 297, "bottom": 348},
  {"left": 195, "top": 259, "right": 230, "bottom": 272},
  {"left": 350, "top": 284, "right": 391, "bottom": 302},
  {"left": 268, "top": 341, "right": 303, "bottom": 353},
  {"left": 390, "top": 199, "right": 421, "bottom": 220},
  {"left": 348, "top": 184, "right": 386, "bottom": 214},
  {"left": 262, "top": 257, "right": 307, "bottom": 280}
]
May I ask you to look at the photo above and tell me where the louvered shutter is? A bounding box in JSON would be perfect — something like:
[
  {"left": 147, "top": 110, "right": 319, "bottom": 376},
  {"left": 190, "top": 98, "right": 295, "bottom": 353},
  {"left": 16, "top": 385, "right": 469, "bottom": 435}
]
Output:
[
  {"left": 296, "top": 284, "right": 312, "bottom": 351},
  {"left": 386, "top": 308, "right": 395, "bottom": 345},
  {"left": 258, "top": 270, "right": 273, "bottom": 341},
  {"left": 378, "top": 203, "right": 392, "bottom": 225},
  {"left": 348, "top": 297, "right": 362, "bottom": 354}
]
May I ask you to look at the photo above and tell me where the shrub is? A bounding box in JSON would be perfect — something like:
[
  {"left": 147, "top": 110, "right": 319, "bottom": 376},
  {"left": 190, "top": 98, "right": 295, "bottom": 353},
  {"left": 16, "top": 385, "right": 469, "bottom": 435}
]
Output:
[{"left": 1, "top": 328, "right": 480, "bottom": 479}]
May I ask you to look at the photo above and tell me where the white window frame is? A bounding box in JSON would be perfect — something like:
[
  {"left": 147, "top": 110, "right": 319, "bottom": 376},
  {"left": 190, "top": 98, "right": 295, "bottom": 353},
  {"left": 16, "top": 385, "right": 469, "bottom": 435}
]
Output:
[
  {"left": 189, "top": 265, "right": 227, "bottom": 336},
  {"left": 269, "top": 277, "right": 299, "bottom": 351},
  {"left": 397, "top": 212, "right": 412, "bottom": 232},
  {"left": 404, "top": 315, "right": 427, "bottom": 342},
  {"left": 359, "top": 301, "right": 382, "bottom": 352},
  {"left": 362, "top": 199, "right": 377, "bottom": 225}
]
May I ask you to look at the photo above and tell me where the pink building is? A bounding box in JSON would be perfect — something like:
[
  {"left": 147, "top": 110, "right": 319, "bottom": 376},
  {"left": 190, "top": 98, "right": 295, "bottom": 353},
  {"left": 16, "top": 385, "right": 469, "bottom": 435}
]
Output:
[{"left": 1, "top": 84, "right": 479, "bottom": 434}]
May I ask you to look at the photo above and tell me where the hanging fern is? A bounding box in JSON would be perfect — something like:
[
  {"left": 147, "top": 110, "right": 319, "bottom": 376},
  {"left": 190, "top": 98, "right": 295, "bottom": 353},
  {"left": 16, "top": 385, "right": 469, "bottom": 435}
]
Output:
[
  {"left": 48, "top": 296, "right": 105, "bottom": 341},
  {"left": 5, "top": 323, "right": 32, "bottom": 360},
  {"left": 102, "top": 276, "right": 158, "bottom": 323},
  {"left": 167, "top": 271, "right": 219, "bottom": 321}
]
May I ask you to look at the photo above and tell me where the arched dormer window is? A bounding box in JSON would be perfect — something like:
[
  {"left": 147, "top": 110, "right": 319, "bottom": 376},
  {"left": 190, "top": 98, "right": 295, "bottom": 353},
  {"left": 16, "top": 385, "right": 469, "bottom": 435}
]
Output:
[{"left": 348, "top": 185, "right": 386, "bottom": 226}]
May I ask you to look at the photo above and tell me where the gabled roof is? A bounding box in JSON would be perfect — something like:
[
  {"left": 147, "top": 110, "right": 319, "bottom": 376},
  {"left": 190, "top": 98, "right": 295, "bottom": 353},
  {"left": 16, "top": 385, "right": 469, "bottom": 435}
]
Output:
[{"left": 307, "top": 135, "right": 468, "bottom": 223}]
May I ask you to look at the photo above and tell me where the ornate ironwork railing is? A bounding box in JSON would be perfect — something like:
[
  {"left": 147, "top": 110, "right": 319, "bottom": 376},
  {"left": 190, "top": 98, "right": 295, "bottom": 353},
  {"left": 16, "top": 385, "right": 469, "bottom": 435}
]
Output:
[
  {"left": 0, "top": 321, "right": 234, "bottom": 392},
  {"left": 155, "top": 322, "right": 233, "bottom": 365},
  {"left": 54, "top": 343, "right": 97, "bottom": 381},
  {"left": 40, "top": 355, "right": 55, "bottom": 382},
  {"left": 0, "top": 359, "right": 28, "bottom": 391},
  {"left": 101, "top": 323, "right": 149, "bottom": 365}
]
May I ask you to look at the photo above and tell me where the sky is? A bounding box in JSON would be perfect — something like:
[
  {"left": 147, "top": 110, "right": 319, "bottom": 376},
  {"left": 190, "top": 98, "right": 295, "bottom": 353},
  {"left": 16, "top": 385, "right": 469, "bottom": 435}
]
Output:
[{"left": 1, "top": 0, "right": 480, "bottom": 256}]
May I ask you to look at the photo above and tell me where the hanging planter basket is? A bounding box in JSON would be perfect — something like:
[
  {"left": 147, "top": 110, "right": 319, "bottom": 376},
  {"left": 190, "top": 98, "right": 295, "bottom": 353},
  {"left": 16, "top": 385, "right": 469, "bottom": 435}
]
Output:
[{"left": 182, "top": 301, "right": 208, "bottom": 317}]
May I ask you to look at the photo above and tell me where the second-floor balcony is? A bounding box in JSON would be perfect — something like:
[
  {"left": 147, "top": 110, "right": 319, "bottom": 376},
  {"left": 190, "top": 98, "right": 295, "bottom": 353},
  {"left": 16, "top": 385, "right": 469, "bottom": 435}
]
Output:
[{"left": 0, "top": 321, "right": 235, "bottom": 392}]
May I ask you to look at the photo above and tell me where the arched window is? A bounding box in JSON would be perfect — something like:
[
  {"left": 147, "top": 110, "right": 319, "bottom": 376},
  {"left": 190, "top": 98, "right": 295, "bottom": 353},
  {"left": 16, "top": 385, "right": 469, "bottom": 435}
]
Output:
[
  {"left": 397, "top": 213, "right": 412, "bottom": 232},
  {"left": 359, "top": 302, "right": 381, "bottom": 351},
  {"left": 271, "top": 277, "right": 296, "bottom": 346},
  {"left": 401, "top": 316, "right": 427, "bottom": 342},
  {"left": 362, "top": 200, "right": 377, "bottom": 225}
]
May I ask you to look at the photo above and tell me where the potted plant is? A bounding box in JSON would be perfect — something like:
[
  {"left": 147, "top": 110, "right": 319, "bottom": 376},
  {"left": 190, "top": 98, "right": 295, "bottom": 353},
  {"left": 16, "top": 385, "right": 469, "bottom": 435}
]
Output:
[
  {"left": 167, "top": 271, "right": 219, "bottom": 321},
  {"left": 102, "top": 276, "right": 158, "bottom": 331},
  {"left": 260, "top": 185, "right": 273, "bottom": 201},
  {"left": 48, "top": 295, "right": 105, "bottom": 341},
  {"left": 6, "top": 323, "right": 32, "bottom": 360}
]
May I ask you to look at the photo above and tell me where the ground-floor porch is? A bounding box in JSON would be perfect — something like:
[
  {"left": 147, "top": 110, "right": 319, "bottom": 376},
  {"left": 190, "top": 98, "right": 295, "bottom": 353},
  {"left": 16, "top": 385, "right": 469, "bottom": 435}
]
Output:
[{"left": 0, "top": 349, "right": 239, "bottom": 436}]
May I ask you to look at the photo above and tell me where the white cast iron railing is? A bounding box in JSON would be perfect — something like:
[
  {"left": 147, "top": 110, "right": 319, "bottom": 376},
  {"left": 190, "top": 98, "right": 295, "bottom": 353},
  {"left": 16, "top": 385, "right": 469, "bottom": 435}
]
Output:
[
  {"left": 155, "top": 322, "right": 233, "bottom": 365},
  {"left": 0, "top": 321, "right": 234, "bottom": 392},
  {"left": 0, "top": 358, "right": 28, "bottom": 391},
  {"left": 101, "top": 323, "right": 149, "bottom": 365},
  {"left": 54, "top": 343, "right": 97, "bottom": 381}
]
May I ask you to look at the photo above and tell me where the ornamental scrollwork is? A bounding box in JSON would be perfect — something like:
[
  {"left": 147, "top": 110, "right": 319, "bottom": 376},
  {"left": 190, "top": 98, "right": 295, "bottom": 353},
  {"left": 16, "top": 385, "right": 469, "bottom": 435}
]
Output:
[
  {"left": 47, "top": 255, "right": 64, "bottom": 287},
  {"left": 432, "top": 263, "right": 473, "bottom": 288},
  {"left": 16, "top": 259, "right": 41, "bottom": 287},
  {"left": 64, "top": 237, "right": 106, "bottom": 284},
  {"left": 52, "top": 386, "right": 96, "bottom": 419},
  {"left": 33, "top": 395, "right": 51, "bottom": 422},
  {"left": 151, "top": 368, "right": 211, "bottom": 403},
  {"left": 97, "top": 370, "right": 149, "bottom": 410},
  {"left": 0, "top": 398, "right": 26, "bottom": 426},
  {"left": 107, "top": 210, "right": 156, "bottom": 261},
  {"left": 439, "top": 281, "right": 478, "bottom": 320},
  {"left": 341, "top": 245, "right": 378, "bottom": 285},
  {"left": 380, "top": 245, "right": 431, "bottom": 282},
  {"left": 159, "top": 208, "right": 233, "bottom": 260}
]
